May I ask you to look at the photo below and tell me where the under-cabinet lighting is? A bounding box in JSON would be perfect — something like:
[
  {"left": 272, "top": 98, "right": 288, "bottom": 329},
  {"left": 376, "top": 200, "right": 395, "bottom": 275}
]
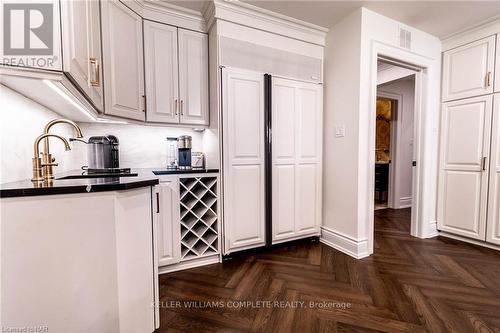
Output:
[
  {"left": 43, "top": 79, "right": 97, "bottom": 121},
  {"left": 95, "top": 118, "right": 129, "bottom": 125},
  {"left": 192, "top": 128, "right": 205, "bottom": 132}
]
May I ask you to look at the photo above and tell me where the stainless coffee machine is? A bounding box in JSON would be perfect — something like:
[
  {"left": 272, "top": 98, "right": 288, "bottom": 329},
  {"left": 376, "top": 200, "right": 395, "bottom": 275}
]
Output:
[
  {"left": 86, "top": 135, "right": 122, "bottom": 173},
  {"left": 177, "top": 135, "right": 192, "bottom": 170}
]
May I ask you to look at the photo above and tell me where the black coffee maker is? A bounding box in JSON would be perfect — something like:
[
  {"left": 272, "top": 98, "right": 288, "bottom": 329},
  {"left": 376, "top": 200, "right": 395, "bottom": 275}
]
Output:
[{"left": 177, "top": 135, "right": 192, "bottom": 170}]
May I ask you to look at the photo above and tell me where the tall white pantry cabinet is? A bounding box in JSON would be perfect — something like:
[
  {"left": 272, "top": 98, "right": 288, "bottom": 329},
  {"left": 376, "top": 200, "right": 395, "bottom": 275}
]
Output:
[{"left": 438, "top": 32, "right": 500, "bottom": 246}]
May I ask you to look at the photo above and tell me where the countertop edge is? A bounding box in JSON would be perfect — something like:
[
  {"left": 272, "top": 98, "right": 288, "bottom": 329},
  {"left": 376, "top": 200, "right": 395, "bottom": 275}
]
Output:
[{"left": 0, "top": 179, "right": 160, "bottom": 198}]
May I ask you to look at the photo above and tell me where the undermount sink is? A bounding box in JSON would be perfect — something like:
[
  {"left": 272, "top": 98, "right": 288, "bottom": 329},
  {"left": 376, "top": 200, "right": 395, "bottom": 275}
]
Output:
[{"left": 56, "top": 173, "right": 138, "bottom": 180}]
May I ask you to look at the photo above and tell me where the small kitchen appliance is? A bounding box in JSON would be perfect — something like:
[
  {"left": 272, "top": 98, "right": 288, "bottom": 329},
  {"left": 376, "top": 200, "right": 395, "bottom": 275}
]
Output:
[
  {"left": 86, "top": 135, "right": 126, "bottom": 173},
  {"left": 177, "top": 135, "right": 192, "bottom": 170},
  {"left": 166, "top": 137, "right": 178, "bottom": 169},
  {"left": 191, "top": 152, "right": 205, "bottom": 169}
]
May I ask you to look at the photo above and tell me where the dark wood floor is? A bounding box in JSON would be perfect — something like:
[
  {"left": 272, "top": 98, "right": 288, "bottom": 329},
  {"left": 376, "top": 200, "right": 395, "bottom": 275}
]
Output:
[{"left": 157, "top": 208, "right": 500, "bottom": 332}]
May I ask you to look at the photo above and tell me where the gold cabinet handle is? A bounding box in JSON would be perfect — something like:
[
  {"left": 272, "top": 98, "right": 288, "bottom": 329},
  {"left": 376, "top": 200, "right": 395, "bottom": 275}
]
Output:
[
  {"left": 486, "top": 72, "right": 492, "bottom": 87},
  {"left": 90, "top": 57, "right": 100, "bottom": 87},
  {"left": 175, "top": 99, "right": 178, "bottom": 115},
  {"left": 180, "top": 100, "right": 184, "bottom": 116}
]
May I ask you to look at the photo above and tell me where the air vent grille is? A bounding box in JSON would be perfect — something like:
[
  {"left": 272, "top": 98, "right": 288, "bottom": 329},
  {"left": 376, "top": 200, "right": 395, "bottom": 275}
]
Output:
[{"left": 399, "top": 28, "right": 411, "bottom": 49}]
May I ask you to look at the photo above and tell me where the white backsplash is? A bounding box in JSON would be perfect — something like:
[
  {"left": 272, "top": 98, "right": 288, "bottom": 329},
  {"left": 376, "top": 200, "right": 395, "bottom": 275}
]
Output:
[
  {"left": 77, "top": 123, "right": 203, "bottom": 169},
  {"left": 0, "top": 84, "right": 209, "bottom": 184}
]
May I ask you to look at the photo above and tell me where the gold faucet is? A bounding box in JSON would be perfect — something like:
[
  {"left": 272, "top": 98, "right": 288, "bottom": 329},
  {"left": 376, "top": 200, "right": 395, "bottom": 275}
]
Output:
[
  {"left": 32, "top": 133, "right": 71, "bottom": 182},
  {"left": 42, "top": 119, "right": 84, "bottom": 180}
]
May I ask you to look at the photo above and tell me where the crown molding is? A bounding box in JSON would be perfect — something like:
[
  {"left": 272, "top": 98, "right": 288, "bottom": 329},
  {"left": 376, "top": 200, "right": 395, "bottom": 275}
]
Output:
[
  {"left": 123, "top": 0, "right": 207, "bottom": 32},
  {"left": 205, "top": 0, "right": 328, "bottom": 46},
  {"left": 441, "top": 15, "right": 500, "bottom": 51}
]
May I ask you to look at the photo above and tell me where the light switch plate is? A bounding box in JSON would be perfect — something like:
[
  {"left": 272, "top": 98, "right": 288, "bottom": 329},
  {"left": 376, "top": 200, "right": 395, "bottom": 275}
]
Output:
[{"left": 335, "top": 125, "right": 346, "bottom": 138}]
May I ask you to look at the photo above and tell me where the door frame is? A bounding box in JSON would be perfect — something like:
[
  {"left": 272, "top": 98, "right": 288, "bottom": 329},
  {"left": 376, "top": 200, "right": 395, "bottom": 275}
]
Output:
[
  {"left": 366, "top": 42, "right": 439, "bottom": 255},
  {"left": 375, "top": 93, "right": 402, "bottom": 209}
]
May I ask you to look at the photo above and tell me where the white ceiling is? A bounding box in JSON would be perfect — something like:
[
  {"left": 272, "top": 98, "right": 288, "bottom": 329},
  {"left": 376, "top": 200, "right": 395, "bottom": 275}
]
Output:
[{"left": 163, "top": 0, "right": 500, "bottom": 39}]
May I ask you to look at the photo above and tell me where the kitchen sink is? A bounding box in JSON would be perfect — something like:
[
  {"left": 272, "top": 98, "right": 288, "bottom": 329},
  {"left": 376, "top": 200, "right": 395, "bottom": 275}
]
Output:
[{"left": 56, "top": 173, "right": 138, "bottom": 180}]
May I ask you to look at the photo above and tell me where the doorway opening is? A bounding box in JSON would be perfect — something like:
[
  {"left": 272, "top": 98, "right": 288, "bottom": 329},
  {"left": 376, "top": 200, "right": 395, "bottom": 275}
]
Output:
[{"left": 374, "top": 59, "right": 417, "bottom": 236}]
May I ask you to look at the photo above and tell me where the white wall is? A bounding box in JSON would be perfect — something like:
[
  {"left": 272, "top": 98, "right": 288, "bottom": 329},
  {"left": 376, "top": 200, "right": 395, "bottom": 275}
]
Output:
[
  {"left": 322, "top": 9, "right": 362, "bottom": 239},
  {"left": 378, "top": 76, "right": 415, "bottom": 208},
  {"left": 322, "top": 8, "right": 441, "bottom": 258},
  {"left": 0, "top": 85, "right": 204, "bottom": 184}
]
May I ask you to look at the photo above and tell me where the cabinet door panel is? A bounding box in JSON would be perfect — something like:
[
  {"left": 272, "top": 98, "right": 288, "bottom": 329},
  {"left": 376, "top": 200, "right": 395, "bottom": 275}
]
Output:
[
  {"left": 273, "top": 165, "right": 295, "bottom": 240},
  {"left": 101, "top": 0, "right": 145, "bottom": 121},
  {"left": 296, "top": 164, "right": 318, "bottom": 234},
  {"left": 495, "top": 34, "right": 500, "bottom": 93},
  {"left": 437, "top": 96, "right": 492, "bottom": 240},
  {"left": 144, "top": 21, "right": 179, "bottom": 123},
  {"left": 178, "top": 29, "right": 209, "bottom": 126},
  {"left": 88, "top": 0, "right": 103, "bottom": 111},
  {"left": 487, "top": 94, "right": 500, "bottom": 244},
  {"left": 272, "top": 78, "right": 322, "bottom": 243},
  {"left": 156, "top": 179, "right": 181, "bottom": 266},
  {"left": 442, "top": 36, "right": 495, "bottom": 101},
  {"left": 222, "top": 68, "right": 265, "bottom": 253},
  {"left": 61, "top": 0, "right": 89, "bottom": 93},
  {"left": 61, "top": 0, "right": 103, "bottom": 111}
]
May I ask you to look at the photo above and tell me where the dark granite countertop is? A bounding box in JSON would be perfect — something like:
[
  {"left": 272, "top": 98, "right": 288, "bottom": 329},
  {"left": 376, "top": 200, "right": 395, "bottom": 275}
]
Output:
[{"left": 0, "top": 168, "right": 219, "bottom": 198}]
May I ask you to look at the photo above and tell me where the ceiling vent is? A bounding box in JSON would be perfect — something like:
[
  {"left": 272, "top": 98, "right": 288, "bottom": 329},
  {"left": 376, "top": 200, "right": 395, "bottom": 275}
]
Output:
[{"left": 399, "top": 28, "right": 411, "bottom": 50}]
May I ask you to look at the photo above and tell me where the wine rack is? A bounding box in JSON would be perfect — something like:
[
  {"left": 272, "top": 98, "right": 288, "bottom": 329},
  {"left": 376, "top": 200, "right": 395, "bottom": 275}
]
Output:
[{"left": 179, "top": 176, "right": 218, "bottom": 261}]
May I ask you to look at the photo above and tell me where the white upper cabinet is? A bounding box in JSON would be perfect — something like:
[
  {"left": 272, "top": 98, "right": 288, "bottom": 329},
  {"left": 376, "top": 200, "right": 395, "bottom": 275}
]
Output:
[
  {"left": 437, "top": 95, "right": 493, "bottom": 240},
  {"left": 222, "top": 68, "right": 266, "bottom": 254},
  {"left": 495, "top": 34, "right": 500, "bottom": 93},
  {"left": 442, "top": 36, "right": 495, "bottom": 102},
  {"left": 272, "top": 78, "right": 322, "bottom": 244},
  {"left": 143, "top": 25, "right": 209, "bottom": 126},
  {"left": 144, "top": 21, "right": 180, "bottom": 123},
  {"left": 101, "top": 0, "right": 145, "bottom": 121},
  {"left": 60, "top": 0, "right": 103, "bottom": 111},
  {"left": 178, "top": 29, "right": 209, "bottom": 126}
]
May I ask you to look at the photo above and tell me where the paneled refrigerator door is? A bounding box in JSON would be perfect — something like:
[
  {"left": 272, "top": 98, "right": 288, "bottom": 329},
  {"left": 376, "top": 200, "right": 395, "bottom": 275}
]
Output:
[
  {"left": 271, "top": 77, "right": 322, "bottom": 244},
  {"left": 222, "top": 68, "right": 266, "bottom": 254}
]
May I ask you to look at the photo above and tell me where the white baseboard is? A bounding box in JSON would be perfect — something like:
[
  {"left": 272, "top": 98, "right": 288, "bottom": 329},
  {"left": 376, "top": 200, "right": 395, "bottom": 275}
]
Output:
[
  {"left": 439, "top": 231, "right": 500, "bottom": 251},
  {"left": 426, "top": 221, "right": 439, "bottom": 238},
  {"left": 320, "top": 227, "right": 370, "bottom": 259},
  {"left": 398, "top": 196, "right": 412, "bottom": 208},
  {"left": 158, "top": 254, "right": 220, "bottom": 274}
]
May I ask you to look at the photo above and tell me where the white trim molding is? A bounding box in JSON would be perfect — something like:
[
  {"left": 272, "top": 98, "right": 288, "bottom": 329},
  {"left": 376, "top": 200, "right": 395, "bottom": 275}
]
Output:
[
  {"left": 158, "top": 255, "right": 220, "bottom": 274},
  {"left": 439, "top": 232, "right": 500, "bottom": 251},
  {"left": 123, "top": 0, "right": 208, "bottom": 32},
  {"left": 320, "top": 227, "right": 370, "bottom": 259},
  {"left": 399, "top": 197, "right": 412, "bottom": 208},
  {"left": 427, "top": 222, "right": 439, "bottom": 238},
  {"left": 441, "top": 16, "right": 500, "bottom": 51},
  {"left": 206, "top": 0, "right": 328, "bottom": 46}
]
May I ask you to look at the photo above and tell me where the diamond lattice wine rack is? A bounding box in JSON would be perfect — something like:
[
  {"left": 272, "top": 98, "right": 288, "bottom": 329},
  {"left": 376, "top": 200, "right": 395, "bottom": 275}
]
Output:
[{"left": 179, "top": 176, "right": 218, "bottom": 261}]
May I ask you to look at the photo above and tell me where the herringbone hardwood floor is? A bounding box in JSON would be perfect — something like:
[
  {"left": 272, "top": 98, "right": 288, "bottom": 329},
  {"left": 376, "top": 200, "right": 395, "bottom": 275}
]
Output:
[{"left": 157, "top": 209, "right": 500, "bottom": 332}]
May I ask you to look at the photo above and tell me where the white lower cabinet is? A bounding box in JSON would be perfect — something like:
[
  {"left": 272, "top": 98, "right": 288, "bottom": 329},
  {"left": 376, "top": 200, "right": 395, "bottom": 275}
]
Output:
[
  {"left": 272, "top": 78, "right": 322, "bottom": 243},
  {"left": 155, "top": 177, "right": 181, "bottom": 266},
  {"left": 156, "top": 174, "right": 220, "bottom": 271},
  {"left": 221, "top": 68, "right": 266, "bottom": 254},
  {"left": 487, "top": 94, "right": 500, "bottom": 245},
  {"left": 1, "top": 188, "right": 157, "bottom": 332}
]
